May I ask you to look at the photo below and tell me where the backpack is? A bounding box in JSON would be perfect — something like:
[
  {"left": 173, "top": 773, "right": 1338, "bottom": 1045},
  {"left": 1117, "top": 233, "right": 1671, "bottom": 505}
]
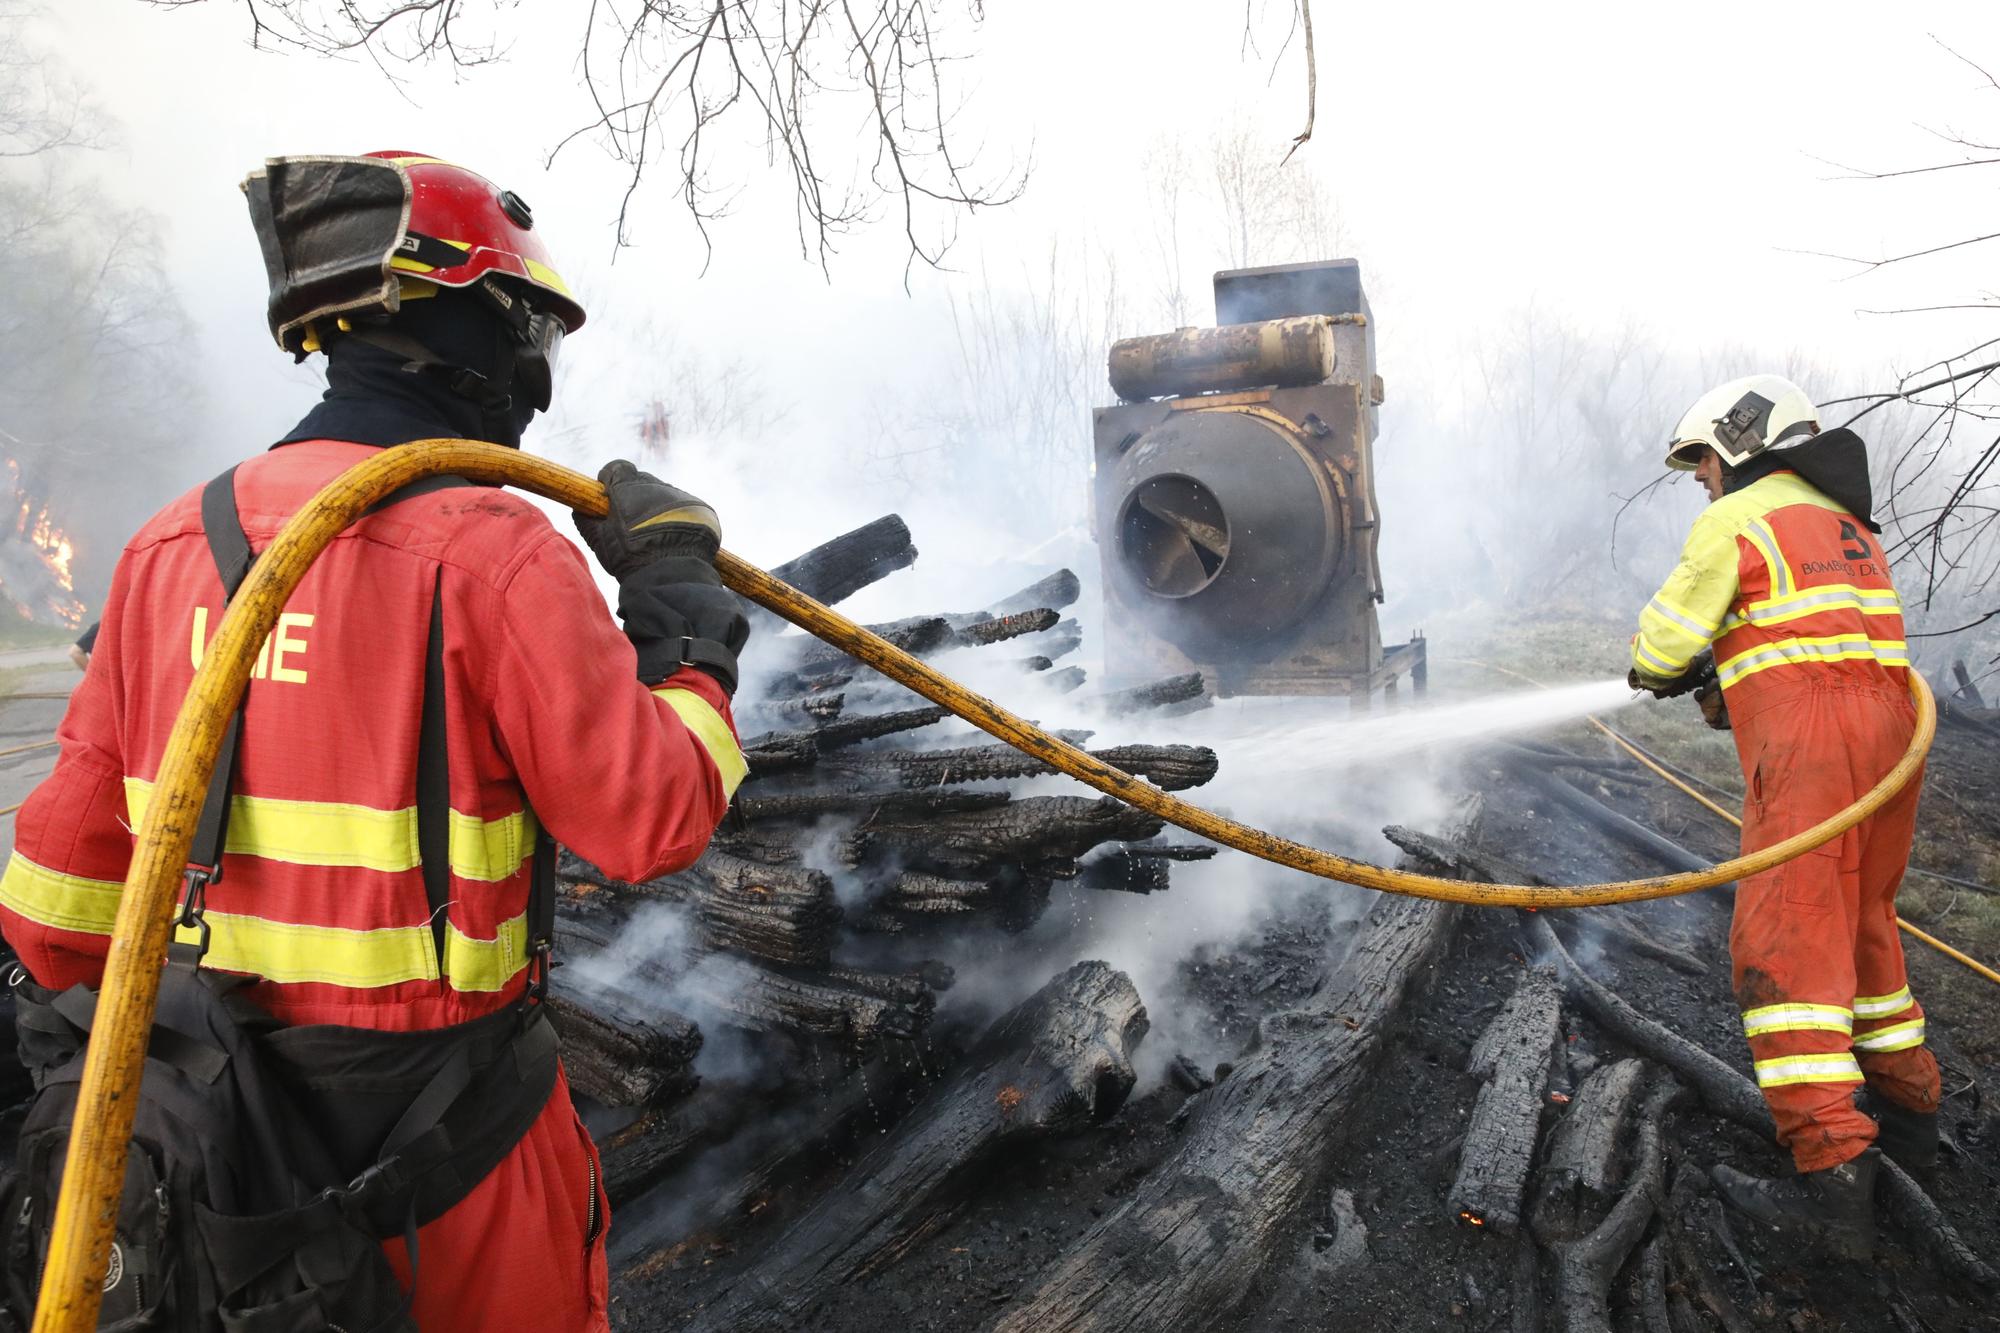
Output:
[{"left": 0, "top": 466, "right": 560, "bottom": 1331}]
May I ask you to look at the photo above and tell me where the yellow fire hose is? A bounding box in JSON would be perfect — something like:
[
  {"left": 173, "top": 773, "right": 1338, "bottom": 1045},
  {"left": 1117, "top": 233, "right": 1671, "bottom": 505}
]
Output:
[{"left": 28, "top": 440, "right": 1938, "bottom": 1330}]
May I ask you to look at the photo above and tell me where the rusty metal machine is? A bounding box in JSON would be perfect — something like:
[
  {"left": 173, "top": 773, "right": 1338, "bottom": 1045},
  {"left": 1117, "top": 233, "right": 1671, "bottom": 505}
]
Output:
[{"left": 1092, "top": 259, "right": 1425, "bottom": 701}]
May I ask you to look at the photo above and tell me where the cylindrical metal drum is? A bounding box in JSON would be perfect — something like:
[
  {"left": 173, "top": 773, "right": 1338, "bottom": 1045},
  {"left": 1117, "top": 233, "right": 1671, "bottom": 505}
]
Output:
[
  {"left": 1107, "top": 316, "right": 1340, "bottom": 401},
  {"left": 1106, "top": 407, "right": 1348, "bottom": 648}
]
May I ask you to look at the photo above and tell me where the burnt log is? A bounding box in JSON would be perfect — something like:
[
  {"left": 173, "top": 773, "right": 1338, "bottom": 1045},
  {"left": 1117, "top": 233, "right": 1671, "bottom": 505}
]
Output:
[
  {"left": 1099, "top": 672, "right": 1205, "bottom": 716},
  {"left": 1530, "top": 1058, "right": 1646, "bottom": 1242},
  {"left": 691, "top": 956, "right": 938, "bottom": 1046},
  {"left": 1527, "top": 912, "right": 2000, "bottom": 1290},
  {"left": 955, "top": 607, "right": 1061, "bottom": 646},
  {"left": 990, "top": 569, "right": 1080, "bottom": 617},
  {"left": 993, "top": 803, "right": 1474, "bottom": 1333},
  {"left": 775, "top": 616, "right": 955, "bottom": 679},
  {"left": 734, "top": 786, "right": 1011, "bottom": 825},
  {"left": 687, "top": 962, "right": 1149, "bottom": 1332},
  {"left": 1549, "top": 1075, "right": 1682, "bottom": 1333},
  {"left": 1034, "top": 618, "right": 1083, "bottom": 662},
  {"left": 555, "top": 915, "right": 939, "bottom": 1048},
  {"left": 599, "top": 1080, "right": 763, "bottom": 1206},
  {"left": 742, "top": 733, "right": 819, "bottom": 777},
  {"left": 1079, "top": 852, "right": 1170, "bottom": 895},
  {"left": 844, "top": 795, "right": 1165, "bottom": 873},
  {"left": 744, "top": 705, "right": 950, "bottom": 756},
  {"left": 817, "top": 741, "right": 1218, "bottom": 793},
  {"left": 858, "top": 868, "right": 1055, "bottom": 934},
  {"left": 1448, "top": 965, "right": 1561, "bottom": 1231},
  {"left": 545, "top": 978, "right": 702, "bottom": 1108},
  {"left": 739, "top": 692, "right": 846, "bottom": 730},
  {"left": 764, "top": 514, "right": 915, "bottom": 611},
  {"left": 559, "top": 849, "right": 841, "bottom": 969}
]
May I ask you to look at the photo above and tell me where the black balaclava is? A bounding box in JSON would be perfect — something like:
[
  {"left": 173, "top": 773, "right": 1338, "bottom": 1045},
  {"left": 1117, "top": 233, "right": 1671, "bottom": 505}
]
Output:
[{"left": 277, "top": 287, "right": 536, "bottom": 451}]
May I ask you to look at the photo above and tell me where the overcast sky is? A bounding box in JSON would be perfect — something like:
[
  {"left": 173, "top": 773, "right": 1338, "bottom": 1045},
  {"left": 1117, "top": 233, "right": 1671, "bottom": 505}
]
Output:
[{"left": 30, "top": 1, "right": 2000, "bottom": 602}]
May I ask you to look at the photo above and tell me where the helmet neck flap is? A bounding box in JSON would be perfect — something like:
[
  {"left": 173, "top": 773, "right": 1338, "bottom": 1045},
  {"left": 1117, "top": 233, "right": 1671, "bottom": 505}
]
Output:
[{"left": 277, "top": 287, "right": 538, "bottom": 451}]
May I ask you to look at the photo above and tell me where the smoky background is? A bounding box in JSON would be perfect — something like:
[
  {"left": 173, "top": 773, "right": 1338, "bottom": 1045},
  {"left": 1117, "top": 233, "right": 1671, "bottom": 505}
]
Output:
[{"left": 4, "top": 1, "right": 1997, "bottom": 1097}]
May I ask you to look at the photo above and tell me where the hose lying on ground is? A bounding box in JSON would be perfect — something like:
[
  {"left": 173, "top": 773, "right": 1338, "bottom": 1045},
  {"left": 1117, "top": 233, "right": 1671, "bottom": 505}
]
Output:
[{"left": 27, "top": 441, "right": 1939, "bottom": 1332}]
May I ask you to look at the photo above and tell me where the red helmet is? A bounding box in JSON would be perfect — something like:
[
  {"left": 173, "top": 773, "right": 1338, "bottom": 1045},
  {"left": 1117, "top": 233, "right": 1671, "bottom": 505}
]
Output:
[
  {"left": 366, "top": 151, "right": 585, "bottom": 334},
  {"left": 244, "top": 152, "right": 585, "bottom": 359}
]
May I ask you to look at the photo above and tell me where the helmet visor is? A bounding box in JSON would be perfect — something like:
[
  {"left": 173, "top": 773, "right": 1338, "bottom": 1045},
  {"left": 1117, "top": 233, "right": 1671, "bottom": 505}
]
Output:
[
  {"left": 516, "top": 308, "right": 564, "bottom": 412},
  {"left": 1665, "top": 439, "right": 1706, "bottom": 471}
]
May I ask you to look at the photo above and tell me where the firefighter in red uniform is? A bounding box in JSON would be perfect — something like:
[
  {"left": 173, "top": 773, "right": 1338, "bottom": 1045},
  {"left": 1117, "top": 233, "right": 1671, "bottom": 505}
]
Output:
[
  {"left": 0, "top": 153, "right": 749, "bottom": 1328},
  {"left": 1629, "top": 374, "right": 1939, "bottom": 1259}
]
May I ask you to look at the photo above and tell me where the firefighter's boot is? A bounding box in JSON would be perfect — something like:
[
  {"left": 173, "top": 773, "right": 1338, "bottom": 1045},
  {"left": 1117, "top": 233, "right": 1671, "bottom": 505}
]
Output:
[
  {"left": 1710, "top": 1148, "right": 1878, "bottom": 1262},
  {"left": 1871, "top": 1103, "right": 1939, "bottom": 1179}
]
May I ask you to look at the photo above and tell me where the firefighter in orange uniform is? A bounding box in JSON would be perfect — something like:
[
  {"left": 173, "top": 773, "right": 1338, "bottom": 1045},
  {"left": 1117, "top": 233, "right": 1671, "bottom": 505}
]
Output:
[
  {"left": 0, "top": 153, "right": 749, "bottom": 1329},
  {"left": 1628, "top": 374, "right": 1938, "bottom": 1259}
]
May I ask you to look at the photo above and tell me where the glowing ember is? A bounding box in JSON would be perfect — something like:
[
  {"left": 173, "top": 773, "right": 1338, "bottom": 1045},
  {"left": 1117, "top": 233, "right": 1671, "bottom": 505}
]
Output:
[
  {"left": 1549, "top": 1092, "right": 1572, "bottom": 1104},
  {"left": 995, "top": 1085, "right": 1025, "bottom": 1114},
  {"left": 1460, "top": 1212, "right": 1485, "bottom": 1227}
]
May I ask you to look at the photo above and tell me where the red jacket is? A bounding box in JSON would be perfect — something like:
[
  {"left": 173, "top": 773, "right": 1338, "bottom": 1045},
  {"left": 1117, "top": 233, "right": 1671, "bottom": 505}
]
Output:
[
  {"left": 0, "top": 438, "right": 745, "bottom": 1027},
  {"left": 0, "top": 440, "right": 746, "bottom": 1330}
]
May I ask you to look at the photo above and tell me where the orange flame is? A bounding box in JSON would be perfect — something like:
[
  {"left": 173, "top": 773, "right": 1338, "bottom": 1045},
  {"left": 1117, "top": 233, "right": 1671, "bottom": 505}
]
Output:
[
  {"left": 0, "top": 454, "right": 84, "bottom": 629},
  {"left": 1460, "top": 1212, "right": 1485, "bottom": 1227}
]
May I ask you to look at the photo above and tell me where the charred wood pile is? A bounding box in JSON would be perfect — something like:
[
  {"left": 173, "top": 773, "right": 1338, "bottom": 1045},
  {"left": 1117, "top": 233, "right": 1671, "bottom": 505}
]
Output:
[{"left": 544, "top": 511, "right": 1218, "bottom": 1128}]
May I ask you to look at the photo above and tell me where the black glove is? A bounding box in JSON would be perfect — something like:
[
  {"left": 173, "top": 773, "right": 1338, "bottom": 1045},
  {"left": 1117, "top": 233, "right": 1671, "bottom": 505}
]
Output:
[
  {"left": 573, "top": 460, "right": 721, "bottom": 581},
  {"left": 1628, "top": 651, "right": 1715, "bottom": 700},
  {"left": 1695, "top": 680, "right": 1731, "bottom": 731},
  {"left": 616, "top": 560, "right": 750, "bottom": 695},
  {"left": 572, "top": 461, "right": 747, "bottom": 694}
]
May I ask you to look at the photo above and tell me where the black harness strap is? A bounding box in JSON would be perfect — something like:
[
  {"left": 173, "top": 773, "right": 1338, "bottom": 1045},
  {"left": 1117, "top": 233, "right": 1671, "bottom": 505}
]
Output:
[
  {"left": 190, "top": 467, "right": 475, "bottom": 978},
  {"left": 180, "top": 470, "right": 258, "bottom": 951},
  {"left": 417, "top": 572, "right": 452, "bottom": 971}
]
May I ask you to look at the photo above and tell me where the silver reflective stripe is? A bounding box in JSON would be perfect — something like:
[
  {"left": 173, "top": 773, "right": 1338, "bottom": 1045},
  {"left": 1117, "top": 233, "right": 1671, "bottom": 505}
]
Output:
[
  {"left": 1716, "top": 637, "right": 1908, "bottom": 685},
  {"left": 1646, "top": 596, "right": 1719, "bottom": 638},
  {"left": 1853, "top": 986, "right": 1913, "bottom": 1017},
  {"left": 1741, "top": 588, "right": 1902, "bottom": 625},
  {"left": 1745, "top": 520, "right": 1791, "bottom": 597}
]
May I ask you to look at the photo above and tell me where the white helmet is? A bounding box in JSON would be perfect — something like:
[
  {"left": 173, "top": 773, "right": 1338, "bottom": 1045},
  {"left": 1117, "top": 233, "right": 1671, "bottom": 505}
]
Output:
[{"left": 1665, "top": 374, "right": 1820, "bottom": 471}]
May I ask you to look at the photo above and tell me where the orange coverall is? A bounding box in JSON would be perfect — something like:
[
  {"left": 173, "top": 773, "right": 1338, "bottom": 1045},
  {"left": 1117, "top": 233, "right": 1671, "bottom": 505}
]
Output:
[
  {"left": 1632, "top": 469, "right": 1938, "bottom": 1172},
  {"left": 0, "top": 441, "right": 748, "bottom": 1330}
]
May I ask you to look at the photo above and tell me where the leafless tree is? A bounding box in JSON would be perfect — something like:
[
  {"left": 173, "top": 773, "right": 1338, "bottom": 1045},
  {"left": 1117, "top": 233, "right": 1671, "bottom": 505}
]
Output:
[
  {"left": 1795, "top": 39, "right": 2000, "bottom": 661},
  {"left": 147, "top": 0, "right": 1030, "bottom": 275},
  {"left": 146, "top": 1, "right": 1323, "bottom": 276},
  {"left": 0, "top": 7, "right": 200, "bottom": 608}
]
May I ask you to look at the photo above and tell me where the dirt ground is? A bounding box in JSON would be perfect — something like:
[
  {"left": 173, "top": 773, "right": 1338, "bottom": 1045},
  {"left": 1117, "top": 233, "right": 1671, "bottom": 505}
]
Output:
[{"left": 610, "top": 618, "right": 2000, "bottom": 1331}]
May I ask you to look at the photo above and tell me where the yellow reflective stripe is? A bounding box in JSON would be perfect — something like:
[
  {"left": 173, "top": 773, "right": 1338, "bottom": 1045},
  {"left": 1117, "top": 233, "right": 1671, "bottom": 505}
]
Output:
[
  {"left": 1742, "top": 1002, "right": 1853, "bottom": 1037},
  {"left": 522, "top": 256, "right": 575, "bottom": 299},
  {"left": 180, "top": 910, "right": 436, "bottom": 988},
  {"left": 1647, "top": 593, "right": 1722, "bottom": 637},
  {"left": 389, "top": 255, "right": 436, "bottom": 274},
  {"left": 125, "top": 779, "right": 533, "bottom": 882},
  {"left": 444, "top": 911, "right": 530, "bottom": 992},
  {"left": 654, "top": 688, "right": 749, "bottom": 798},
  {"left": 449, "top": 807, "right": 538, "bottom": 883},
  {"left": 169, "top": 910, "right": 528, "bottom": 991},
  {"left": 1745, "top": 518, "right": 1791, "bottom": 597},
  {"left": 1753, "top": 1053, "right": 1862, "bottom": 1088},
  {"left": 383, "top": 155, "right": 457, "bottom": 168},
  {"left": 1853, "top": 986, "right": 1913, "bottom": 1017},
  {"left": 1853, "top": 1017, "right": 1926, "bottom": 1053},
  {"left": 631, "top": 505, "right": 720, "bottom": 536},
  {"left": 1715, "top": 635, "right": 1910, "bottom": 686},
  {"left": 0, "top": 854, "right": 121, "bottom": 935}
]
